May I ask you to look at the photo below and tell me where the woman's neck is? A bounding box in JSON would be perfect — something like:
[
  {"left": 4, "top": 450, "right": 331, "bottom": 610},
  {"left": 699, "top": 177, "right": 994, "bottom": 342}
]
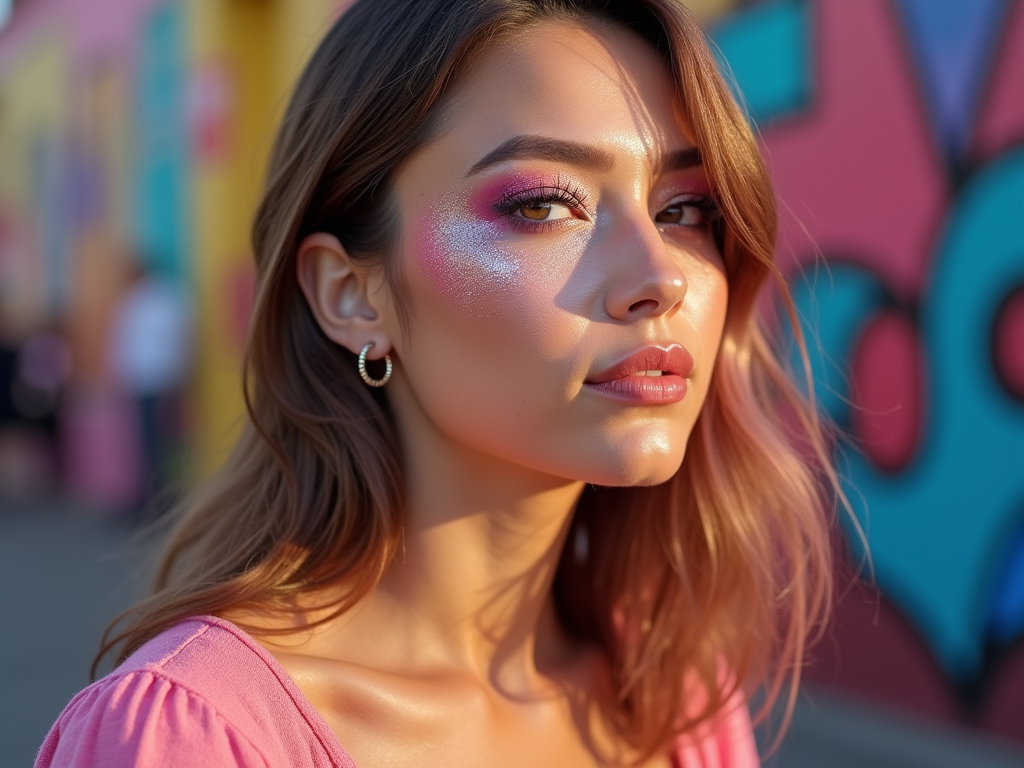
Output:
[
  {"left": 351, "top": 373, "right": 588, "bottom": 686},
  {"left": 254, "top": 396, "right": 587, "bottom": 693},
  {"left": 375, "top": 448, "right": 585, "bottom": 687}
]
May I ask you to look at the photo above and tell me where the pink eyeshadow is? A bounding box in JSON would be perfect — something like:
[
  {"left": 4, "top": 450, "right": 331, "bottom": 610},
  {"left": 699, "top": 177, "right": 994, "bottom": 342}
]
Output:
[
  {"left": 467, "top": 173, "right": 570, "bottom": 220},
  {"left": 663, "top": 168, "right": 713, "bottom": 199}
]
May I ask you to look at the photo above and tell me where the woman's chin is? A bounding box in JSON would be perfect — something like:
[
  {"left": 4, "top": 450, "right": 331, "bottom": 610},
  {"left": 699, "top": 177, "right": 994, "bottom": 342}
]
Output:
[{"left": 575, "top": 448, "right": 688, "bottom": 489}]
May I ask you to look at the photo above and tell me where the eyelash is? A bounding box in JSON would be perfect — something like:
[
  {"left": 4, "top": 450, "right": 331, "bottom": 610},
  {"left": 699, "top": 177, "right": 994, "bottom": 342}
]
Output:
[
  {"left": 657, "top": 195, "right": 722, "bottom": 229},
  {"left": 490, "top": 182, "right": 721, "bottom": 232},
  {"left": 491, "top": 179, "right": 591, "bottom": 231}
]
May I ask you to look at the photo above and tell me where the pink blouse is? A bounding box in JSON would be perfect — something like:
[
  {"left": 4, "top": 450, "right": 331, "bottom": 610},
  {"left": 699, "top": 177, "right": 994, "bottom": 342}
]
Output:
[{"left": 36, "top": 616, "right": 760, "bottom": 767}]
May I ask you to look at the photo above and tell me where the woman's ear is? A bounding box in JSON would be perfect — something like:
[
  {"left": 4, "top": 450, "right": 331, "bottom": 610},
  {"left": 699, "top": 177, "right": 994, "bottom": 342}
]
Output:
[{"left": 296, "top": 232, "right": 393, "bottom": 357}]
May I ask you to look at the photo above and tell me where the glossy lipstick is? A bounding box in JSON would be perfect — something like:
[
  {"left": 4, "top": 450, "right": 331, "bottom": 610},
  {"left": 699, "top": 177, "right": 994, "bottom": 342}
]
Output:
[{"left": 584, "top": 345, "right": 693, "bottom": 404}]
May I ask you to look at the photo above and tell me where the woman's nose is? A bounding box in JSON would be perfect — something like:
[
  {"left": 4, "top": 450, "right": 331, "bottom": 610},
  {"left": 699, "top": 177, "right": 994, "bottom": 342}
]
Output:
[{"left": 602, "top": 215, "right": 688, "bottom": 321}]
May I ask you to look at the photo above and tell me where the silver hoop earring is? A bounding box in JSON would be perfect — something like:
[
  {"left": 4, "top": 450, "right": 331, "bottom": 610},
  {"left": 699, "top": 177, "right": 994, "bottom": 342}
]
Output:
[{"left": 357, "top": 342, "right": 393, "bottom": 387}]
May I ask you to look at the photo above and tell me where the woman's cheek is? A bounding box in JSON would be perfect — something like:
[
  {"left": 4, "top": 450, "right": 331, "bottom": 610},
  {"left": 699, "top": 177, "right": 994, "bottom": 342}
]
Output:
[
  {"left": 416, "top": 213, "right": 521, "bottom": 317},
  {"left": 413, "top": 202, "right": 588, "bottom": 320}
]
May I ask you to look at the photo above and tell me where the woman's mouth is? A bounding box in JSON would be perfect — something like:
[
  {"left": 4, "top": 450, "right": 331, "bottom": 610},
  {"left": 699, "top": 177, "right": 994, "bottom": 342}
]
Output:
[{"left": 584, "top": 345, "right": 693, "bottom": 404}]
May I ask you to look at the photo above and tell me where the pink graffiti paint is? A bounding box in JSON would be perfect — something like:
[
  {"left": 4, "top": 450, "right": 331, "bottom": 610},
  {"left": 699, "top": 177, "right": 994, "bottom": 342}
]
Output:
[
  {"left": 0, "top": 0, "right": 164, "bottom": 71},
  {"left": 763, "top": 0, "right": 948, "bottom": 302},
  {"left": 974, "top": 2, "right": 1024, "bottom": 159},
  {"left": 850, "top": 311, "right": 925, "bottom": 472},
  {"left": 993, "top": 287, "right": 1024, "bottom": 400}
]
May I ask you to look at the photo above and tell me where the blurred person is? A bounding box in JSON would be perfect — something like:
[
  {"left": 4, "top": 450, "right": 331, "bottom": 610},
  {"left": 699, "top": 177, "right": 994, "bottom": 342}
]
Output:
[
  {"left": 107, "top": 260, "right": 193, "bottom": 512},
  {"left": 36, "top": 1, "right": 841, "bottom": 766},
  {"left": 0, "top": 329, "right": 28, "bottom": 492},
  {"left": 0, "top": 323, "right": 71, "bottom": 495}
]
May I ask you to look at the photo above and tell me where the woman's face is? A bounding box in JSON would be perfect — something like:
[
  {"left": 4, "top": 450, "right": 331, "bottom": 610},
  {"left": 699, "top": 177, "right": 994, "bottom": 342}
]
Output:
[{"left": 380, "top": 20, "right": 728, "bottom": 487}]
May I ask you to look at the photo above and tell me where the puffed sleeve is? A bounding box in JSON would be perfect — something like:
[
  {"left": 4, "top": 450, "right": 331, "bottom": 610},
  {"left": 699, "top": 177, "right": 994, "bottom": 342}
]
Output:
[{"left": 35, "top": 670, "right": 270, "bottom": 768}]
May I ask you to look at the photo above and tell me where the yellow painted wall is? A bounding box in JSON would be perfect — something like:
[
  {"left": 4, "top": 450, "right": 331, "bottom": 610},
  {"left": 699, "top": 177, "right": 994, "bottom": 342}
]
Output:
[{"left": 187, "top": 0, "right": 338, "bottom": 475}]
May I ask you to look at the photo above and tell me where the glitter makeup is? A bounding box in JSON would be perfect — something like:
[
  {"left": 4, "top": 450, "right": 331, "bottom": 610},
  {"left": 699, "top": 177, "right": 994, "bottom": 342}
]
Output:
[{"left": 415, "top": 191, "right": 592, "bottom": 318}]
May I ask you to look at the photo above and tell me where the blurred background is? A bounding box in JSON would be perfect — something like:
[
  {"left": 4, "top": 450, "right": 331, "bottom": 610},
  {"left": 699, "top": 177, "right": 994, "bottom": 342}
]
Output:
[{"left": 0, "top": 0, "right": 1021, "bottom": 765}]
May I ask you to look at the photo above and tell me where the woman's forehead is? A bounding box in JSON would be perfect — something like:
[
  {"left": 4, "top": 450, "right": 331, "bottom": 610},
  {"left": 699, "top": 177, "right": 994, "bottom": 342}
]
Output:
[{"left": 432, "top": 19, "right": 692, "bottom": 172}]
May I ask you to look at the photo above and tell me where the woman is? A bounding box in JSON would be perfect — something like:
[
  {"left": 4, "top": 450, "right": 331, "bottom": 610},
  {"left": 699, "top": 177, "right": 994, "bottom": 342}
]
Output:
[{"left": 37, "top": 0, "right": 836, "bottom": 765}]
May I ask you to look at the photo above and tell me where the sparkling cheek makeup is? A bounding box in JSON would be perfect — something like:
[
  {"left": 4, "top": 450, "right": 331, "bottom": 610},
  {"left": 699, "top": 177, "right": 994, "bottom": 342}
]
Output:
[
  {"left": 414, "top": 192, "right": 588, "bottom": 320},
  {"left": 416, "top": 206, "right": 520, "bottom": 317}
]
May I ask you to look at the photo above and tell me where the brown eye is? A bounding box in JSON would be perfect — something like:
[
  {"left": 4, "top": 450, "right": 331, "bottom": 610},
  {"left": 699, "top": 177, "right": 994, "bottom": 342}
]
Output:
[
  {"left": 519, "top": 203, "right": 552, "bottom": 220},
  {"left": 655, "top": 205, "right": 684, "bottom": 224},
  {"left": 507, "top": 200, "right": 574, "bottom": 224},
  {"left": 655, "top": 201, "right": 705, "bottom": 226}
]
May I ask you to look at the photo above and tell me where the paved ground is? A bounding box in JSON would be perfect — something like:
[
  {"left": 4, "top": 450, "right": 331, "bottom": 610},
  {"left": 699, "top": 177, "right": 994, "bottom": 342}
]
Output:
[
  {"left": 3, "top": 498, "right": 1024, "bottom": 767},
  {"left": 0, "top": 499, "right": 159, "bottom": 767}
]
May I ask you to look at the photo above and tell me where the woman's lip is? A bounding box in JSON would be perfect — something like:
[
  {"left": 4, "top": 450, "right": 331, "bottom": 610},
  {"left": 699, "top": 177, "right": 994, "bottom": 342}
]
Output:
[
  {"left": 586, "top": 345, "right": 694, "bottom": 384},
  {"left": 584, "top": 376, "right": 688, "bottom": 404}
]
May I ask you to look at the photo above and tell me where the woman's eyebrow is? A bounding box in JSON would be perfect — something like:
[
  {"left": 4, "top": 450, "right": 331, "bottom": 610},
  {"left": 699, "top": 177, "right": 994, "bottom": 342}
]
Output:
[
  {"left": 466, "top": 135, "right": 616, "bottom": 176},
  {"left": 658, "top": 147, "right": 702, "bottom": 174}
]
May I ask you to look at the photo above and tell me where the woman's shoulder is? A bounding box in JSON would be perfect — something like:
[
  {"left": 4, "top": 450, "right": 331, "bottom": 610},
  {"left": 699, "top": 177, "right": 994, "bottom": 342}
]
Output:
[{"left": 35, "top": 616, "right": 354, "bottom": 768}]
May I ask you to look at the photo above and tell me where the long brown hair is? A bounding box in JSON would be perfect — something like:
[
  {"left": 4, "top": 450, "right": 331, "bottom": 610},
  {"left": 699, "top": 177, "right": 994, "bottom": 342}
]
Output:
[{"left": 99, "top": 0, "right": 836, "bottom": 759}]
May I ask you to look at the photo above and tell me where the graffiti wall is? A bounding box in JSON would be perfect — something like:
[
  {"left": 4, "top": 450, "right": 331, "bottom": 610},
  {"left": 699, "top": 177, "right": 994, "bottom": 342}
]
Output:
[
  {"left": 712, "top": 0, "right": 1024, "bottom": 743},
  {"left": 0, "top": 0, "right": 172, "bottom": 501},
  {"left": 2, "top": 0, "right": 1021, "bottom": 747},
  {"left": 0, "top": 0, "right": 343, "bottom": 500}
]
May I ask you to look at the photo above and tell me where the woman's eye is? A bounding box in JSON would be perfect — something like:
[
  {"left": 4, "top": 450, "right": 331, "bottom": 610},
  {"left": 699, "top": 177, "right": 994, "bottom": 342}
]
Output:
[
  {"left": 516, "top": 202, "right": 573, "bottom": 221},
  {"left": 655, "top": 201, "right": 705, "bottom": 226}
]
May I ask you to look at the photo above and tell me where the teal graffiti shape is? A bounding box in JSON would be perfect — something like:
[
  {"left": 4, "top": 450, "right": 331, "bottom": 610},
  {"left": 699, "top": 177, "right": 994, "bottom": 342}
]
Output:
[
  {"left": 712, "top": 0, "right": 811, "bottom": 126},
  {"left": 791, "top": 149, "right": 1024, "bottom": 680}
]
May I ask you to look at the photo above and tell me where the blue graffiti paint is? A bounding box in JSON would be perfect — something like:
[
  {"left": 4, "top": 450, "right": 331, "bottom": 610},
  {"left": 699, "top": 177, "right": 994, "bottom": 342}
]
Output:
[
  {"left": 790, "top": 265, "right": 884, "bottom": 423},
  {"left": 988, "top": 520, "right": 1024, "bottom": 645},
  {"left": 134, "top": 2, "right": 189, "bottom": 278},
  {"left": 791, "top": 150, "right": 1024, "bottom": 679},
  {"left": 710, "top": 0, "right": 811, "bottom": 127},
  {"left": 894, "top": 0, "right": 1009, "bottom": 163}
]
